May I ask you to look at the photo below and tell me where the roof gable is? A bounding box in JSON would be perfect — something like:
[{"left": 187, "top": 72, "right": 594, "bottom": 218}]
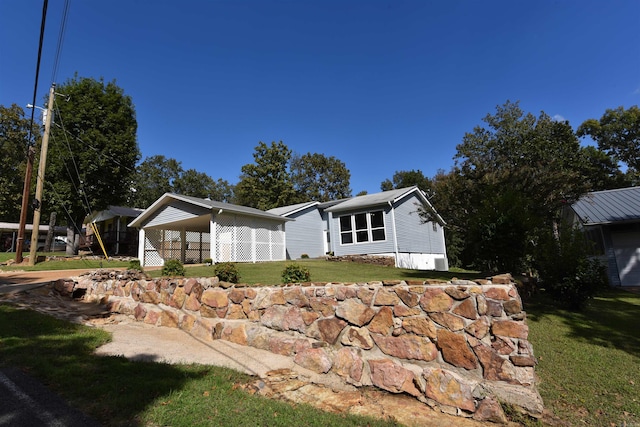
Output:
[
  {"left": 572, "top": 186, "right": 640, "bottom": 225},
  {"left": 129, "top": 193, "right": 290, "bottom": 228}
]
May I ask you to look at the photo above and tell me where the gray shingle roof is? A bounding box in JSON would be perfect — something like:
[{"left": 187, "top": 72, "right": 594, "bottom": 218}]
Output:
[
  {"left": 267, "top": 201, "right": 318, "bottom": 217},
  {"left": 323, "top": 187, "right": 422, "bottom": 213},
  {"left": 572, "top": 186, "right": 640, "bottom": 225}
]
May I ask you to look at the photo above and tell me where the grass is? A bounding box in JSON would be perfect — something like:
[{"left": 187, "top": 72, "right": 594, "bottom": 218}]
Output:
[
  {"left": 0, "top": 304, "right": 400, "bottom": 427},
  {"left": 0, "top": 251, "right": 130, "bottom": 271},
  {"left": 526, "top": 289, "right": 640, "bottom": 426},
  {"left": 2, "top": 254, "right": 638, "bottom": 425},
  {"left": 150, "top": 259, "right": 483, "bottom": 284}
]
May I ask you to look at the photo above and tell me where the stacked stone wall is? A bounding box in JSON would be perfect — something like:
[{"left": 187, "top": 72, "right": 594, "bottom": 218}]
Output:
[{"left": 59, "top": 270, "right": 543, "bottom": 422}]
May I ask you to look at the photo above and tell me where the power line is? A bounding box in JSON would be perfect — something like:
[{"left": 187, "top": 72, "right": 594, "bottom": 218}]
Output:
[
  {"left": 50, "top": 0, "right": 70, "bottom": 84},
  {"left": 25, "top": 0, "right": 49, "bottom": 150}
]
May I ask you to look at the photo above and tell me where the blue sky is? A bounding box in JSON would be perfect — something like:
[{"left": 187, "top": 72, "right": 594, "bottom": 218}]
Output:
[{"left": 1, "top": 1, "right": 639, "bottom": 196}]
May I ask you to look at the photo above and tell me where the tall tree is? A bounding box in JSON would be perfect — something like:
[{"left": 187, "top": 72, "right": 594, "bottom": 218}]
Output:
[
  {"left": 46, "top": 76, "right": 140, "bottom": 251},
  {"left": 577, "top": 145, "right": 632, "bottom": 191},
  {"left": 290, "top": 152, "right": 351, "bottom": 202},
  {"left": 577, "top": 105, "right": 640, "bottom": 178},
  {"left": 380, "top": 169, "right": 432, "bottom": 193},
  {"left": 234, "top": 141, "right": 297, "bottom": 210},
  {"left": 174, "top": 169, "right": 234, "bottom": 202},
  {"left": 0, "top": 104, "right": 40, "bottom": 222},
  {"left": 451, "top": 100, "right": 588, "bottom": 272},
  {"left": 128, "top": 155, "right": 183, "bottom": 208}
]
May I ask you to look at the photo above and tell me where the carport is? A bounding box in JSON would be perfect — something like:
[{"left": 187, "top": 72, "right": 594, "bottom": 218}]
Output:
[{"left": 128, "top": 193, "right": 291, "bottom": 267}]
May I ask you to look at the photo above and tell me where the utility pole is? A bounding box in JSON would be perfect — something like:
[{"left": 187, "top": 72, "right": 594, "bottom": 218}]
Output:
[
  {"left": 15, "top": 146, "right": 35, "bottom": 264},
  {"left": 28, "top": 83, "right": 55, "bottom": 266}
]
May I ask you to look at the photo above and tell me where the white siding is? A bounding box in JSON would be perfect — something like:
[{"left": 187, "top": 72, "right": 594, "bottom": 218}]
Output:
[
  {"left": 145, "top": 200, "right": 209, "bottom": 228},
  {"left": 611, "top": 230, "right": 640, "bottom": 287},
  {"left": 284, "top": 206, "right": 325, "bottom": 259},
  {"left": 330, "top": 206, "right": 395, "bottom": 256},
  {"left": 393, "top": 194, "right": 446, "bottom": 255}
]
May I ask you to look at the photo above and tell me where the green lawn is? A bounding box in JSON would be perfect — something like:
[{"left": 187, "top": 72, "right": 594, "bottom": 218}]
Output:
[
  {"left": 2, "top": 254, "right": 638, "bottom": 425},
  {"left": 527, "top": 289, "right": 640, "bottom": 426},
  {"left": 0, "top": 304, "right": 400, "bottom": 427}
]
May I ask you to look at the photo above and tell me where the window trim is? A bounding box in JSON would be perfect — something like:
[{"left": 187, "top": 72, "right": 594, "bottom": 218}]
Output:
[{"left": 338, "top": 210, "right": 386, "bottom": 245}]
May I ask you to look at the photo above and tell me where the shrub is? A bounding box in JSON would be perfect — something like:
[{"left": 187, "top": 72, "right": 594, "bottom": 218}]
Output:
[
  {"left": 204, "top": 258, "right": 213, "bottom": 265},
  {"left": 161, "top": 259, "right": 186, "bottom": 277},
  {"left": 300, "top": 253, "right": 309, "bottom": 259},
  {"left": 214, "top": 262, "right": 240, "bottom": 283},
  {"left": 534, "top": 223, "right": 607, "bottom": 310},
  {"left": 128, "top": 259, "right": 142, "bottom": 271},
  {"left": 282, "top": 263, "right": 311, "bottom": 283}
]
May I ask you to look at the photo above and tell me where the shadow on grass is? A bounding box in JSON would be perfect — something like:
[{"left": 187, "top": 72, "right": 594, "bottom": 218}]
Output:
[
  {"left": 526, "top": 288, "right": 640, "bottom": 358},
  {"left": 0, "top": 304, "right": 247, "bottom": 426}
]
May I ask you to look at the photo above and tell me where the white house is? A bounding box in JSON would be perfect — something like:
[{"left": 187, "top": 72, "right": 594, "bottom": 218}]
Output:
[
  {"left": 129, "top": 193, "right": 291, "bottom": 267},
  {"left": 268, "top": 186, "right": 449, "bottom": 271}
]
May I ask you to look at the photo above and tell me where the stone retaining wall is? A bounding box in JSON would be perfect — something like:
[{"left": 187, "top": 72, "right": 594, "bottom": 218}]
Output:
[{"left": 57, "top": 271, "right": 543, "bottom": 422}]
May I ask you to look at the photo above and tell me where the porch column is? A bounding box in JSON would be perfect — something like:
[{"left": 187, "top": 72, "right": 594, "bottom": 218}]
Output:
[
  {"left": 209, "top": 214, "right": 216, "bottom": 263},
  {"left": 137, "top": 228, "right": 145, "bottom": 266},
  {"left": 180, "top": 229, "right": 187, "bottom": 263}
]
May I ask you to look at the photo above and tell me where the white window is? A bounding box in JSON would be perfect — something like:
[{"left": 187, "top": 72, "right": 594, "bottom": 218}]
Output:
[{"left": 339, "top": 210, "right": 386, "bottom": 245}]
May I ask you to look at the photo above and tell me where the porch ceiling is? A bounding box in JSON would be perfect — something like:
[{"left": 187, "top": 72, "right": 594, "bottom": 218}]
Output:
[{"left": 143, "top": 214, "right": 211, "bottom": 233}]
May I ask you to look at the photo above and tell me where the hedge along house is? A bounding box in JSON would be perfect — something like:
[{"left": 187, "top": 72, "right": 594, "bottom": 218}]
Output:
[
  {"left": 269, "top": 186, "right": 449, "bottom": 270},
  {"left": 128, "top": 193, "right": 290, "bottom": 267},
  {"left": 569, "top": 186, "right": 640, "bottom": 287}
]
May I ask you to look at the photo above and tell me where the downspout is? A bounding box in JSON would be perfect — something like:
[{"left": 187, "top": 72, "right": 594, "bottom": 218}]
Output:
[{"left": 389, "top": 201, "right": 399, "bottom": 267}]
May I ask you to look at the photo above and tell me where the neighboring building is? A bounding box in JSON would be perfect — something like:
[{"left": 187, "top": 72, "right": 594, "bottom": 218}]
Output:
[
  {"left": 86, "top": 206, "right": 144, "bottom": 256},
  {"left": 128, "top": 193, "right": 291, "bottom": 267},
  {"left": 269, "top": 186, "right": 449, "bottom": 271},
  {"left": 569, "top": 186, "right": 640, "bottom": 287},
  {"left": 0, "top": 222, "right": 66, "bottom": 252}
]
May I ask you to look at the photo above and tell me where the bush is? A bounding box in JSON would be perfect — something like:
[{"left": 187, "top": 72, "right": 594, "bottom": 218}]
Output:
[
  {"left": 128, "top": 259, "right": 142, "bottom": 271},
  {"left": 300, "top": 253, "right": 309, "bottom": 259},
  {"left": 161, "top": 259, "right": 186, "bottom": 277},
  {"left": 204, "top": 258, "right": 213, "bottom": 265},
  {"left": 214, "top": 262, "right": 240, "bottom": 283},
  {"left": 282, "top": 263, "right": 311, "bottom": 283},
  {"left": 535, "top": 223, "right": 607, "bottom": 310}
]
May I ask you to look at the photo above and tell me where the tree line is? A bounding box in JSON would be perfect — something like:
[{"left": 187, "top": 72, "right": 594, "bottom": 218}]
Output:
[{"left": 1, "top": 76, "right": 638, "bottom": 287}]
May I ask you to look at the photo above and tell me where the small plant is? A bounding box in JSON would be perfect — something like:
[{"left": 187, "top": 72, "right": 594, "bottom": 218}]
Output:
[
  {"left": 161, "top": 259, "right": 186, "bottom": 277},
  {"left": 214, "top": 262, "right": 240, "bottom": 283},
  {"left": 281, "top": 263, "right": 311, "bottom": 283},
  {"left": 128, "top": 259, "right": 142, "bottom": 271},
  {"left": 204, "top": 258, "right": 213, "bottom": 266},
  {"left": 300, "top": 253, "right": 309, "bottom": 259}
]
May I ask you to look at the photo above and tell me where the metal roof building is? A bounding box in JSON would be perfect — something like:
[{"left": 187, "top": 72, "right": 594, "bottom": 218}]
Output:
[{"left": 570, "top": 186, "right": 640, "bottom": 287}]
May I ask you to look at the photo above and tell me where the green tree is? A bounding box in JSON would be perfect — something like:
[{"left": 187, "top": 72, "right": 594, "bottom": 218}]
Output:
[
  {"left": 380, "top": 169, "right": 432, "bottom": 194},
  {"left": 0, "top": 104, "right": 40, "bottom": 222},
  {"left": 234, "top": 141, "right": 297, "bottom": 210},
  {"left": 577, "top": 106, "right": 640, "bottom": 176},
  {"left": 452, "top": 100, "right": 588, "bottom": 272},
  {"left": 46, "top": 76, "right": 140, "bottom": 251},
  {"left": 578, "top": 145, "right": 632, "bottom": 191},
  {"left": 174, "top": 169, "right": 234, "bottom": 202},
  {"left": 290, "top": 152, "right": 351, "bottom": 202},
  {"left": 129, "top": 155, "right": 183, "bottom": 207}
]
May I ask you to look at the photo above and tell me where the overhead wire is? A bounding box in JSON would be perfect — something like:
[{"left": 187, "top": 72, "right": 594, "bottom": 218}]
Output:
[
  {"left": 50, "top": 0, "right": 70, "bottom": 85},
  {"left": 25, "top": 0, "right": 49, "bottom": 150}
]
